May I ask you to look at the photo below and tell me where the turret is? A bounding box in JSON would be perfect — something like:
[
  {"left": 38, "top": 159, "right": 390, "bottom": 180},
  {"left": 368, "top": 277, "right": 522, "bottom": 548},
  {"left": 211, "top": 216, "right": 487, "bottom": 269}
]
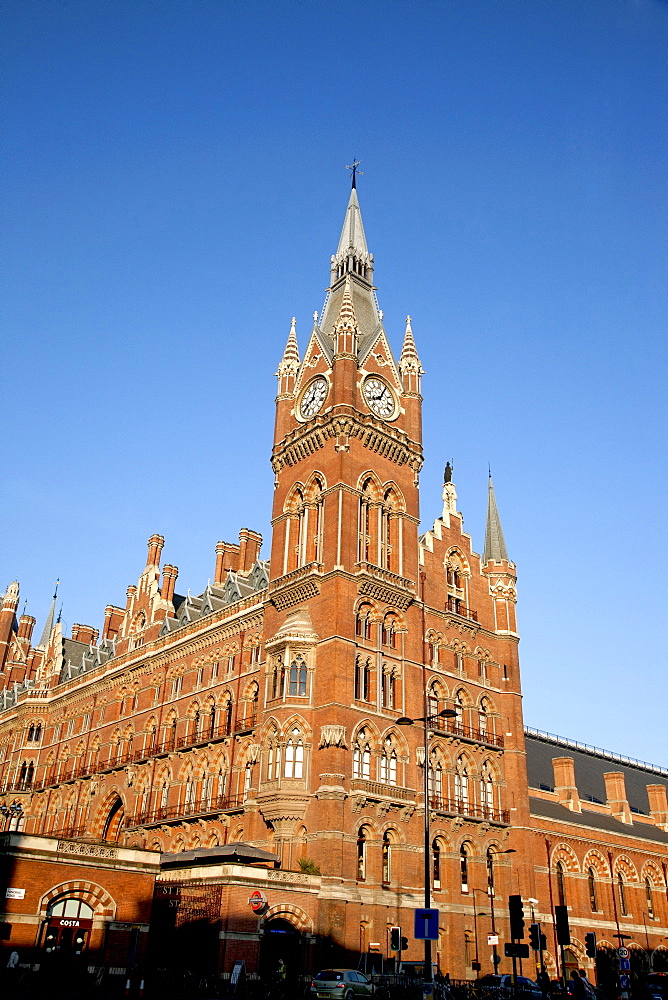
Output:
[
  {"left": 482, "top": 474, "right": 517, "bottom": 633},
  {"left": 0, "top": 581, "right": 20, "bottom": 672}
]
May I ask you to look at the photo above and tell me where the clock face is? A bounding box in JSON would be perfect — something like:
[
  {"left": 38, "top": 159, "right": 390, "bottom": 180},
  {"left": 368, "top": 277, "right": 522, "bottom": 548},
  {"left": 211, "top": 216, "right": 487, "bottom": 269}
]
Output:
[
  {"left": 363, "top": 377, "right": 396, "bottom": 419},
  {"left": 299, "top": 377, "right": 328, "bottom": 419}
]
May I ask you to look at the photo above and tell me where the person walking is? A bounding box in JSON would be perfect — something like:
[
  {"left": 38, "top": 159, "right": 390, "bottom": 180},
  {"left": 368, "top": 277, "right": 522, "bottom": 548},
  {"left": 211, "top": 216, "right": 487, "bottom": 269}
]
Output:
[{"left": 571, "top": 969, "right": 587, "bottom": 999}]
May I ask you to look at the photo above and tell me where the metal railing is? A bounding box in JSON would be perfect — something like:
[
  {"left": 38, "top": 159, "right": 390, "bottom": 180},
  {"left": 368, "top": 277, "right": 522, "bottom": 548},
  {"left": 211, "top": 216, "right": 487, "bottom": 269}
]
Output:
[
  {"left": 126, "top": 791, "right": 245, "bottom": 828},
  {"left": 430, "top": 794, "right": 509, "bottom": 824},
  {"left": 446, "top": 599, "right": 478, "bottom": 622},
  {"left": 429, "top": 716, "right": 504, "bottom": 748}
]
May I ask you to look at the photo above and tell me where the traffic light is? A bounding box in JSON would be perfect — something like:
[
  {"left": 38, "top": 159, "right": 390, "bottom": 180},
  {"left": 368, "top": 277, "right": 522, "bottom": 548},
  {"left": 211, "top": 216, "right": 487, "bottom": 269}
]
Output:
[
  {"left": 555, "top": 905, "right": 571, "bottom": 946},
  {"left": 585, "top": 932, "right": 597, "bottom": 958},
  {"left": 390, "top": 927, "right": 401, "bottom": 951},
  {"left": 529, "top": 923, "right": 541, "bottom": 951},
  {"left": 540, "top": 933, "right": 547, "bottom": 952},
  {"left": 509, "top": 894, "right": 525, "bottom": 940},
  {"left": 401, "top": 936, "right": 409, "bottom": 951}
]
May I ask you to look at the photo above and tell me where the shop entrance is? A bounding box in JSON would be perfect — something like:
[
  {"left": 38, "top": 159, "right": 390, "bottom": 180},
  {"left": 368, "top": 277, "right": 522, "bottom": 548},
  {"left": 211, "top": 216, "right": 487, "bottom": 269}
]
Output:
[
  {"left": 42, "top": 898, "right": 94, "bottom": 957},
  {"left": 260, "top": 917, "right": 303, "bottom": 983}
]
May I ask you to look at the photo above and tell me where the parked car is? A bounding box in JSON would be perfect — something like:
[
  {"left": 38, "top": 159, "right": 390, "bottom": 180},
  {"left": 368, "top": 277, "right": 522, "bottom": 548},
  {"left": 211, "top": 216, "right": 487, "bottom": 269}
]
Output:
[
  {"left": 477, "top": 974, "right": 543, "bottom": 997},
  {"left": 645, "top": 973, "right": 668, "bottom": 1000},
  {"left": 308, "top": 969, "right": 389, "bottom": 1000}
]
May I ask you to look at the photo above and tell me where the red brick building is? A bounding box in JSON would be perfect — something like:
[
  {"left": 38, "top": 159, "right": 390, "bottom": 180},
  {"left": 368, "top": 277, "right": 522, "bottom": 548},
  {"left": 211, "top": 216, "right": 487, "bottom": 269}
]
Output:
[{"left": 1, "top": 181, "right": 666, "bottom": 985}]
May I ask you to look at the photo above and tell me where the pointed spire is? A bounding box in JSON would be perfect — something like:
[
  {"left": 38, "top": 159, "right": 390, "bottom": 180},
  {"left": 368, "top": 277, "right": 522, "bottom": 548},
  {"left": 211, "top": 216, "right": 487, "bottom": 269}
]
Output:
[
  {"left": 38, "top": 580, "right": 59, "bottom": 647},
  {"left": 336, "top": 185, "right": 369, "bottom": 259},
  {"left": 278, "top": 317, "right": 300, "bottom": 369},
  {"left": 483, "top": 475, "right": 509, "bottom": 564},
  {"left": 335, "top": 276, "right": 358, "bottom": 330},
  {"left": 399, "top": 316, "right": 423, "bottom": 370}
]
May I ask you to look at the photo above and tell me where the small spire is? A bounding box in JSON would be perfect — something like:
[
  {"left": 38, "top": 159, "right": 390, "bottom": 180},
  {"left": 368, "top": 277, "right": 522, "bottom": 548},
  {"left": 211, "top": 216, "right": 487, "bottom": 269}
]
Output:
[
  {"left": 38, "top": 580, "right": 59, "bottom": 647},
  {"left": 483, "top": 474, "right": 509, "bottom": 563},
  {"left": 346, "top": 158, "right": 363, "bottom": 190},
  {"left": 399, "top": 315, "right": 423, "bottom": 372},
  {"left": 335, "top": 276, "right": 358, "bottom": 330},
  {"left": 276, "top": 316, "right": 300, "bottom": 376}
]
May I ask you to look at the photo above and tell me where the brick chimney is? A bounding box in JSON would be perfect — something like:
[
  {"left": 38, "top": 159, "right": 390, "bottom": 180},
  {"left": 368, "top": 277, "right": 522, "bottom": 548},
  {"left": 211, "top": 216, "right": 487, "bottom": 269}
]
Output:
[
  {"left": 0, "top": 582, "right": 19, "bottom": 672},
  {"left": 214, "top": 541, "right": 240, "bottom": 582},
  {"left": 18, "top": 615, "right": 36, "bottom": 642},
  {"left": 604, "top": 771, "right": 632, "bottom": 824},
  {"left": 238, "top": 528, "right": 262, "bottom": 573},
  {"left": 646, "top": 784, "right": 668, "bottom": 831},
  {"left": 102, "top": 605, "right": 124, "bottom": 641},
  {"left": 146, "top": 534, "right": 165, "bottom": 568},
  {"left": 71, "top": 624, "right": 99, "bottom": 645},
  {"left": 161, "top": 564, "right": 178, "bottom": 604},
  {"left": 552, "top": 756, "right": 581, "bottom": 812}
]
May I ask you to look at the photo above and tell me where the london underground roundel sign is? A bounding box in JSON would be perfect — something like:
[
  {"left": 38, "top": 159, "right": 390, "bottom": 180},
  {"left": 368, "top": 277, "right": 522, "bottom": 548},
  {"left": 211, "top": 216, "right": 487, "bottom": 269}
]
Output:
[{"left": 249, "top": 890, "right": 268, "bottom": 913}]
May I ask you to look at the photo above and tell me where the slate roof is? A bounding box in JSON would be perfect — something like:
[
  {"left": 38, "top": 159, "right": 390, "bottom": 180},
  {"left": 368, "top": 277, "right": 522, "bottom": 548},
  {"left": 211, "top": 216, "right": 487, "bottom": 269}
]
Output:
[
  {"left": 528, "top": 796, "right": 668, "bottom": 846},
  {"left": 525, "top": 730, "right": 668, "bottom": 816}
]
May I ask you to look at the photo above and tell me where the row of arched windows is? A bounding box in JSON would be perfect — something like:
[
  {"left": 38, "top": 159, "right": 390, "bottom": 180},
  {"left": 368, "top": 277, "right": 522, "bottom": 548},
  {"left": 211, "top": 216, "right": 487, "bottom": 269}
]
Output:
[
  {"left": 271, "top": 656, "right": 308, "bottom": 700},
  {"left": 556, "top": 860, "right": 659, "bottom": 920}
]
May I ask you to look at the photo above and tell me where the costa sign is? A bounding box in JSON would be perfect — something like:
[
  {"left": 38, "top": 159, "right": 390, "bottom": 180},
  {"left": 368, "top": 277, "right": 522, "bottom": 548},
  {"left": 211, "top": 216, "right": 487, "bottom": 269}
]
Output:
[
  {"left": 248, "top": 890, "right": 268, "bottom": 913},
  {"left": 51, "top": 918, "right": 93, "bottom": 929}
]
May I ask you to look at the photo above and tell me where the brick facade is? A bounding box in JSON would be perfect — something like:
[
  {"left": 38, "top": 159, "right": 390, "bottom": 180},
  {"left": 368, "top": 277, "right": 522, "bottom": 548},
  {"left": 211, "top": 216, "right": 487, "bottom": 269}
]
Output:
[{"left": 0, "top": 184, "right": 666, "bottom": 983}]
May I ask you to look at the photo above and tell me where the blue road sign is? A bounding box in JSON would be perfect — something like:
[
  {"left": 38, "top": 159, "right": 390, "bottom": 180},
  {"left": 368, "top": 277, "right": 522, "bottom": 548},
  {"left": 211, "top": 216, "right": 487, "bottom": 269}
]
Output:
[
  {"left": 620, "top": 959, "right": 630, "bottom": 971},
  {"left": 620, "top": 975, "right": 630, "bottom": 989},
  {"left": 414, "top": 908, "right": 439, "bottom": 940}
]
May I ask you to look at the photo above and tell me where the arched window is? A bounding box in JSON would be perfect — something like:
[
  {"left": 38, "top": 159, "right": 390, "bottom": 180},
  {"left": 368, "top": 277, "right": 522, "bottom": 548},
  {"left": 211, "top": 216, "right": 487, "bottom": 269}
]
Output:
[
  {"left": 353, "top": 729, "right": 371, "bottom": 780},
  {"left": 381, "top": 663, "right": 395, "bottom": 710},
  {"left": 617, "top": 873, "right": 627, "bottom": 915},
  {"left": 432, "top": 838, "right": 442, "bottom": 889},
  {"left": 309, "top": 477, "right": 325, "bottom": 564},
  {"left": 357, "top": 826, "right": 368, "bottom": 881},
  {"left": 358, "top": 479, "right": 375, "bottom": 563},
  {"left": 380, "top": 488, "right": 399, "bottom": 571},
  {"left": 356, "top": 603, "right": 374, "bottom": 641},
  {"left": 556, "top": 861, "right": 567, "bottom": 907},
  {"left": 267, "top": 734, "right": 280, "bottom": 781},
  {"left": 455, "top": 690, "right": 466, "bottom": 729},
  {"left": 479, "top": 699, "right": 489, "bottom": 739},
  {"left": 428, "top": 682, "right": 443, "bottom": 720},
  {"left": 455, "top": 761, "right": 469, "bottom": 812},
  {"left": 645, "top": 877, "right": 654, "bottom": 919},
  {"left": 588, "top": 867, "right": 598, "bottom": 912},
  {"left": 284, "top": 727, "right": 304, "bottom": 779},
  {"left": 243, "top": 763, "right": 253, "bottom": 802},
  {"left": 160, "top": 780, "right": 169, "bottom": 810},
  {"left": 381, "top": 614, "right": 398, "bottom": 649},
  {"left": 480, "top": 762, "right": 494, "bottom": 816},
  {"left": 460, "top": 843, "right": 470, "bottom": 892},
  {"left": 464, "top": 932, "right": 473, "bottom": 969},
  {"left": 288, "top": 655, "right": 307, "bottom": 697},
  {"left": 184, "top": 774, "right": 195, "bottom": 810},
  {"left": 428, "top": 752, "right": 443, "bottom": 805},
  {"left": 379, "top": 736, "right": 397, "bottom": 786},
  {"left": 382, "top": 831, "right": 393, "bottom": 883},
  {"left": 223, "top": 695, "right": 233, "bottom": 733},
  {"left": 354, "top": 656, "right": 371, "bottom": 702}
]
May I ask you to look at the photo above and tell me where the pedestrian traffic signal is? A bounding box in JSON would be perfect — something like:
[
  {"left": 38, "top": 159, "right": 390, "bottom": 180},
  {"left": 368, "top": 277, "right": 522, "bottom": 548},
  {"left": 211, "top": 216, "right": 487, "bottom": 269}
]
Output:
[
  {"left": 390, "top": 926, "right": 401, "bottom": 951},
  {"left": 555, "top": 905, "right": 571, "bottom": 946},
  {"left": 529, "top": 923, "right": 541, "bottom": 950},
  {"left": 509, "top": 894, "right": 525, "bottom": 940},
  {"left": 585, "top": 932, "right": 597, "bottom": 958}
]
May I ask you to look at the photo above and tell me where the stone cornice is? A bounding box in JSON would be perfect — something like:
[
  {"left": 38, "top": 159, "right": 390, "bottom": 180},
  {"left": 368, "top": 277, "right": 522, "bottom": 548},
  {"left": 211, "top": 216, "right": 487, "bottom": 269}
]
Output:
[{"left": 271, "top": 407, "right": 423, "bottom": 473}]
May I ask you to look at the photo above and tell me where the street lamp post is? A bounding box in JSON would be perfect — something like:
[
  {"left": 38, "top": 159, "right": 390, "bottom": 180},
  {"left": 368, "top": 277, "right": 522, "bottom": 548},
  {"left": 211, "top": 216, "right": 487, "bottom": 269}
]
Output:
[
  {"left": 486, "top": 847, "right": 516, "bottom": 973},
  {"left": 471, "top": 889, "right": 489, "bottom": 979},
  {"left": 397, "top": 708, "right": 457, "bottom": 990}
]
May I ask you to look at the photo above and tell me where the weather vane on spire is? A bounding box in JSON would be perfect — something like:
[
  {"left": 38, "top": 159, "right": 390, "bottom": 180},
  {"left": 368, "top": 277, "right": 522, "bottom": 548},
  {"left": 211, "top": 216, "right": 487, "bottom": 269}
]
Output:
[{"left": 345, "top": 158, "right": 363, "bottom": 189}]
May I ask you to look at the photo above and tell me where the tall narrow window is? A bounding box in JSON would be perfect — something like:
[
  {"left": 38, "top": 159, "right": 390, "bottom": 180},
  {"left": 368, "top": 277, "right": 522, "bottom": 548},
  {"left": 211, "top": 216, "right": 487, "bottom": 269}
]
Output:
[
  {"left": 617, "top": 873, "right": 627, "bottom": 916},
  {"left": 357, "top": 827, "right": 367, "bottom": 880},
  {"left": 479, "top": 700, "right": 489, "bottom": 739},
  {"left": 289, "top": 655, "right": 307, "bottom": 697},
  {"left": 455, "top": 691, "right": 465, "bottom": 729},
  {"left": 382, "top": 832, "right": 392, "bottom": 883},
  {"left": 588, "top": 867, "right": 598, "bottom": 911},
  {"left": 455, "top": 762, "right": 469, "bottom": 812},
  {"left": 382, "top": 614, "right": 398, "bottom": 649},
  {"left": 284, "top": 728, "right": 304, "bottom": 778},
  {"left": 460, "top": 843, "right": 470, "bottom": 892},
  {"left": 432, "top": 839, "right": 442, "bottom": 889},
  {"left": 381, "top": 664, "right": 395, "bottom": 709},
  {"left": 379, "top": 736, "right": 397, "bottom": 786},
  {"left": 645, "top": 877, "right": 654, "bottom": 919},
  {"left": 480, "top": 763, "right": 494, "bottom": 816},
  {"left": 556, "top": 861, "right": 567, "bottom": 907},
  {"left": 429, "top": 755, "right": 443, "bottom": 805},
  {"left": 243, "top": 763, "right": 253, "bottom": 802},
  {"left": 353, "top": 730, "right": 371, "bottom": 780},
  {"left": 354, "top": 657, "right": 371, "bottom": 702}
]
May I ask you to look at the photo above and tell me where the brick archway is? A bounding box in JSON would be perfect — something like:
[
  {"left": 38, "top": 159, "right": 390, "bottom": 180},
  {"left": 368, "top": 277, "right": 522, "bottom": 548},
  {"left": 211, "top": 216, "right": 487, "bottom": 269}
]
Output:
[{"left": 39, "top": 880, "right": 116, "bottom": 919}]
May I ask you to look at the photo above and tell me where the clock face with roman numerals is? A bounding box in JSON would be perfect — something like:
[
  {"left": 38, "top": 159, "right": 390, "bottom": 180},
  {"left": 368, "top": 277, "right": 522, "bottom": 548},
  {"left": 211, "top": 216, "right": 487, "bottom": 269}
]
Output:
[
  {"left": 363, "top": 377, "right": 397, "bottom": 419},
  {"left": 299, "top": 377, "right": 328, "bottom": 418}
]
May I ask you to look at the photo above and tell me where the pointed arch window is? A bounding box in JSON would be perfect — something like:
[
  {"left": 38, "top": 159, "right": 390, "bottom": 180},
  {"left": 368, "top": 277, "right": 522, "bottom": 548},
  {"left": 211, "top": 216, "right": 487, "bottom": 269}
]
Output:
[
  {"left": 455, "top": 761, "right": 469, "bottom": 813},
  {"left": 354, "top": 656, "right": 371, "bottom": 702},
  {"left": 432, "top": 838, "right": 442, "bottom": 889},
  {"left": 356, "top": 603, "right": 374, "bottom": 641},
  {"left": 455, "top": 691, "right": 466, "bottom": 730},
  {"left": 357, "top": 826, "right": 368, "bottom": 881},
  {"left": 379, "top": 736, "right": 397, "bottom": 786},
  {"left": 588, "top": 868, "right": 598, "bottom": 912},
  {"left": 358, "top": 480, "right": 375, "bottom": 563},
  {"left": 645, "top": 876, "right": 654, "bottom": 919},
  {"left": 382, "top": 614, "right": 398, "bottom": 649},
  {"left": 243, "top": 763, "right": 253, "bottom": 802},
  {"left": 556, "top": 861, "right": 567, "bottom": 907},
  {"left": 272, "top": 657, "right": 285, "bottom": 700},
  {"left": 480, "top": 763, "right": 494, "bottom": 816},
  {"left": 267, "top": 735, "right": 280, "bottom": 781},
  {"left": 617, "top": 873, "right": 627, "bottom": 915},
  {"left": 381, "top": 663, "right": 395, "bottom": 710},
  {"left": 460, "top": 843, "right": 470, "bottom": 892},
  {"left": 289, "top": 655, "right": 308, "bottom": 697},
  {"left": 382, "top": 831, "right": 393, "bottom": 883},
  {"left": 428, "top": 751, "right": 443, "bottom": 805},
  {"left": 284, "top": 727, "right": 304, "bottom": 779},
  {"left": 353, "top": 729, "right": 371, "bottom": 780},
  {"left": 479, "top": 699, "right": 489, "bottom": 739}
]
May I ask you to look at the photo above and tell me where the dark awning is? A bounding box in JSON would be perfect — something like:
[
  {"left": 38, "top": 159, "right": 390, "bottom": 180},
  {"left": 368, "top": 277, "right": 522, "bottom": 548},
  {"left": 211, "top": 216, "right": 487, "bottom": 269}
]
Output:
[{"left": 160, "top": 842, "right": 279, "bottom": 869}]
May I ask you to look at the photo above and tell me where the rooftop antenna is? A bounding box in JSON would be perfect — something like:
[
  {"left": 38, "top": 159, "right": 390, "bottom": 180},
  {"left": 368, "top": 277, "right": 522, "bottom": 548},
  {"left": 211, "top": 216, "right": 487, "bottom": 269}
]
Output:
[{"left": 345, "top": 158, "right": 363, "bottom": 189}]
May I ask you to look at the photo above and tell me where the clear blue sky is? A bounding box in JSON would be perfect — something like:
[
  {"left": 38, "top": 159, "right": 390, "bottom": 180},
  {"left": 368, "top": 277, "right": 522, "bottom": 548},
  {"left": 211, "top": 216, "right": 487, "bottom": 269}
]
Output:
[{"left": 1, "top": 0, "right": 666, "bottom": 765}]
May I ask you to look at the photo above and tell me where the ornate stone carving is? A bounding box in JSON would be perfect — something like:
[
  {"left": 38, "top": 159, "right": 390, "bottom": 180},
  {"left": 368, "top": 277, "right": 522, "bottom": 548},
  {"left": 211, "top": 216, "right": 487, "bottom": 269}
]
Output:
[
  {"left": 246, "top": 743, "right": 261, "bottom": 764},
  {"left": 319, "top": 725, "right": 347, "bottom": 749},
  {"left": 57, "top": 841, "right": 118, "bottom": 859}
]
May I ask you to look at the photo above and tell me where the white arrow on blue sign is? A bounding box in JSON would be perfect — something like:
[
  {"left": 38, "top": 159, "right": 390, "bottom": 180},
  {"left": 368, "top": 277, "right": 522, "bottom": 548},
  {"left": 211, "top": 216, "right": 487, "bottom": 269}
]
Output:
[{"left": 414, "top": 908, "right": 440, "bottom": 940}]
